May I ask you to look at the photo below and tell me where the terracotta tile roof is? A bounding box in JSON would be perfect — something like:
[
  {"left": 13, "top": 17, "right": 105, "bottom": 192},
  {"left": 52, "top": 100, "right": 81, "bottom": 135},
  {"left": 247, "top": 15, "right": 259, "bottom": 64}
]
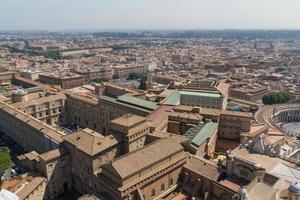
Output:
[
  {"left": 218, "top": 179, "right": 241, "bottom": 192},
  {"left": 0, "top": 100, "right": 65, "bottom": 144},
  {"left": 105, "top": 138, "right": 184, "bottom": 179},
  {"left": 2, "top": 179, "right": 21, "bottom": 190},
  {"left": 111, "top": 114, "right": 146, "bottom": 127},
  {"left": 65, "top": 91, "right": 98, "bottom": 105},
  {"left": 39, "top": 148, "right": 66, "bottom": 162},
  {"left": 17, "top": 177, "right": 47, "bottom": 199},
  {"left": 184, "top": 155, "right": 220, "bottom": 181},
  {"left": 63, "top": 128, "right": 118, "bottom": 156},
  {"left": 11, "top": 93, "right": 66, "bottom": 109},
  {"left": 168, "top": 112, "right": 203, "bottom": 121}
]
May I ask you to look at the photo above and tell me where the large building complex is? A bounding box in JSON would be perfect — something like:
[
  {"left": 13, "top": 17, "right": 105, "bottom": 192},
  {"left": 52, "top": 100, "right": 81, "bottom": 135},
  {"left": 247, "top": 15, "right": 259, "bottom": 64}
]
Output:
[
  {"left": 11, "top": 93, "right": 66, "bottom": 126},
  {"left": 162, "top": 79, "right": 229, "bottom": 110},
  {"left": 39, "top": 73, "right": 86, "bottom": 89},
  {"left": 113, "top": 65, "right": 148, "bottom": 79},
  {"left": 1, "top": 30, "right": 300, "bottom": 200}
]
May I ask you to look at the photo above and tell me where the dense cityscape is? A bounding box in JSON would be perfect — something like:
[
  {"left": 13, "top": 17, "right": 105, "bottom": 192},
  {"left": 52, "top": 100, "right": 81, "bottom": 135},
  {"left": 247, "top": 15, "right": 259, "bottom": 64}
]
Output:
[{"left": 0, "top": 29, "right": 300, "bottom": 200}]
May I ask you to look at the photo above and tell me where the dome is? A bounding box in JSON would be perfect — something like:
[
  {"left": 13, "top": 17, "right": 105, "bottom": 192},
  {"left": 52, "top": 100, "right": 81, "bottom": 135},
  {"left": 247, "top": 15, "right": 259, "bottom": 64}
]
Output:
[
  {"left": 237, "top": 186, "right": 248, "bottom": 198},
  {"left": 14, "top": 89, "right": 26, "bottom": 96},
  {"left": 289, "top": 182, "right": 300, "bottom": 193},
  {"left": 226, "top": 150, "right": 234, "bottom": 160}
]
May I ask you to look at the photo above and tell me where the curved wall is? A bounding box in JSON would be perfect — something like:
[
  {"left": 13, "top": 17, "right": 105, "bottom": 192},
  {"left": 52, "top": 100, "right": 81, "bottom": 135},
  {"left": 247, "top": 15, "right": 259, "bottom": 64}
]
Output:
[{"left": 270, "top": 104, "right": 300, "bottom": 136}]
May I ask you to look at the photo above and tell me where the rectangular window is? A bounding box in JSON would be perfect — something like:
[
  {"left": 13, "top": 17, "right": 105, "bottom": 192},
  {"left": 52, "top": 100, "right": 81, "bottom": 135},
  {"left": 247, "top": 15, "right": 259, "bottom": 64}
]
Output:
[
  {"left": 48, "top": 163, "right": 54, "bottom": 170},
  {"left": 151, "top": 189, "right": 155, "bottom": 197},
  {"left": 169, "top": 178, "right": 174, "bottom": 187}
]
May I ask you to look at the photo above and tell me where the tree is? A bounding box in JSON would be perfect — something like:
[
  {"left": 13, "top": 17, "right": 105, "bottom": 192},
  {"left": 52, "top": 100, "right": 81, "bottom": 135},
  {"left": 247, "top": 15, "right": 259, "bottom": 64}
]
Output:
[
  {"left": 0, "top": 148, "right": 11, "bottom": 173},
  {"left": 262, "top": 92, "right": 294, "bottom": 105},
  {"left": 139, "top": 79, "right": 147, "bottom": 90},
  {"left": 0, "top": 86, "right": 8, "bottom": 94},
  {"left": 92, "top": 78, "right": 108, "bottom": 83},
  {"left": 24, "top": 40, "right": 30, "bottom": 49},
  {"left": 127, "top": 72, "right": 147, "bottom": 81}
]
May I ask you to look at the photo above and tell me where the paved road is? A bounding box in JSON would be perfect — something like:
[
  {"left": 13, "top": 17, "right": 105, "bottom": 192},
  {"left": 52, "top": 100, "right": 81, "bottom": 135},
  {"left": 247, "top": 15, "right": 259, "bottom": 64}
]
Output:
[
  {"left": 255, "top": 103, "right": 300, "bottom": 136},
  {"left": 0, "top": 132, "right": 25, "bottom": 182}
]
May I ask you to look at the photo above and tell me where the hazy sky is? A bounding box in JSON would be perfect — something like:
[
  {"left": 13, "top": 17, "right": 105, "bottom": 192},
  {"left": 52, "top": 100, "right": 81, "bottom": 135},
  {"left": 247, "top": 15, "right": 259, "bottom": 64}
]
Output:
[{"left": 0, "top": 0, "right": 300, "bottom": 31}]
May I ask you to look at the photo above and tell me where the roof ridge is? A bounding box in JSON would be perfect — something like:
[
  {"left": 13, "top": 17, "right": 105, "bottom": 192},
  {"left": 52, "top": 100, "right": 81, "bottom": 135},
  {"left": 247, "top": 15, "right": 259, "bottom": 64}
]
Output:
[{"left": 111, "top": 138, "right": 170, "bottom": 163}]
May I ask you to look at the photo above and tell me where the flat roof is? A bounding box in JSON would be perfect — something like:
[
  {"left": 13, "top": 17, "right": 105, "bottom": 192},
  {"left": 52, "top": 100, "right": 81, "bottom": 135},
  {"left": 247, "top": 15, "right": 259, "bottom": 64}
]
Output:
[
  {"left": 180, "top": 90, "right": 221, "bottom": 98},
  {"left": 162, "top": 90, "right": 221, "bottom": 106},
  {"left": 221, "top": 110, "right": 252, "bottom": 118}
]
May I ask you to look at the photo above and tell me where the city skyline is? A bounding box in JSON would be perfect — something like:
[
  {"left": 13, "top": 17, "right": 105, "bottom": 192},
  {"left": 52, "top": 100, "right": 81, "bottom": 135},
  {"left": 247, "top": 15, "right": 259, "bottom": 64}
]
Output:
[{"left": 1, "top": 0, "right": 300, "bottom": 31}]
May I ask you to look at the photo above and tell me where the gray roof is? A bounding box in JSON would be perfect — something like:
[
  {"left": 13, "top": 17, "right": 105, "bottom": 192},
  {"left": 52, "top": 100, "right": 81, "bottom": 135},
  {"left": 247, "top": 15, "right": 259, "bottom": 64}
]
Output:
[
  {"left": 185, "top": 122, "right": 218, "bottom": 147},
  {"left": 99, "top": 95, "right": 154, "bottom": 114},
  {"left": 117, "top": 94, "right": 158, "bottom": 111}
]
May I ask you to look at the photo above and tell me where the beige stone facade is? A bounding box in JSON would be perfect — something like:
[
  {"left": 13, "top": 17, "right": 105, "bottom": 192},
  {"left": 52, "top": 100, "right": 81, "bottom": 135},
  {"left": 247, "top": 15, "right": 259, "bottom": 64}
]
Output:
[
  {"left": 0, "top": 71, "right": 17, "bottom": 86},
  {"left": 113, "top": 65, "right": 148, "bottom": 79},
  {"left": 229, "top": 86, "right": 268, "bottom": 101},
  {"left": 217, "top": 111, "right": 252, "bottom": 151},
  {"left": 0, "top": 100, "right": 64, "bottom": 153},
  {"left": 39, "top": 74, "right": 86, "bottom": 89},
  {"left": 12, "top": 93, "right": 66, "bottom": 126},
  {"left": 64, "top": 90, "right": 154, "bottom": 134},
  {"left": 99, "top": 138, "right": 187, "bottom": 200},
  {"left": 18, "top": 148, "right": 72, "bottom": 199},
  {"left": 111, "top": 114, "right": 149, "bottom": 153}
]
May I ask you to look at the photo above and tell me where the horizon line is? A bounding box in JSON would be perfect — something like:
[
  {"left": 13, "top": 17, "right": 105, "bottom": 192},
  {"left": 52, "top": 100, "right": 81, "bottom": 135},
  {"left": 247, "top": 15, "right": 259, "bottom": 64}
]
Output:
[{"left": 1, "top": 28, "right": 300, "bottom": 33}]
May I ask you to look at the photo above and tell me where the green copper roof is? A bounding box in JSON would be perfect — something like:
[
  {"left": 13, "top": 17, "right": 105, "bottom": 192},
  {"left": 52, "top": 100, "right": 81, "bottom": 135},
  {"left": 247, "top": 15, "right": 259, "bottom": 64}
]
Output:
[
  {"left": 186, "top": 122, "right": 218, "bottom": 147},
  {"left": 117, "top": 94, "right": 158, "bottom": 110},
  {"left": 99, "top": 95, "right": 157, "bottom": 113},
  {"left": 163, "top": 90, "right": 181, "bottom": 105}
]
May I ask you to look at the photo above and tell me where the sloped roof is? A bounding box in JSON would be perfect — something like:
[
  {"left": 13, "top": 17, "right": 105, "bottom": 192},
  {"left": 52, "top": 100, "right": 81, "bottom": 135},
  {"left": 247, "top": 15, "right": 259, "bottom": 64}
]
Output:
[
  {"left": 16, "top": 177, "right": 46, "bottom": 200},
  {"left": 187, "top": 122, "right": 218, "bottom": 147},
  {"left": 11, "top": 93, "right": 66, "bottom": 109},
  {"left": 39, "top": 148, "right": 66, "bottom": 162},
  {"left": 111, "top": 114, "right": 146, "bottom": 127},
  {"left": 105, "top": 138, "right": 184, "bottom": 179},
  {"left": 63, "top": 128, "right": 118, "bottom": 156},
  {"left": 117, "top": 94, "right": 158, "bottom": 110},
  {"left": 99, "top": 95, "right": 153, "bottom": 114},
  {"left": 184, "top": 155, "right": 220, "bottom": 181},
  {"left": 0, "top": 100, "right": 65, "bottom": 144}
]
